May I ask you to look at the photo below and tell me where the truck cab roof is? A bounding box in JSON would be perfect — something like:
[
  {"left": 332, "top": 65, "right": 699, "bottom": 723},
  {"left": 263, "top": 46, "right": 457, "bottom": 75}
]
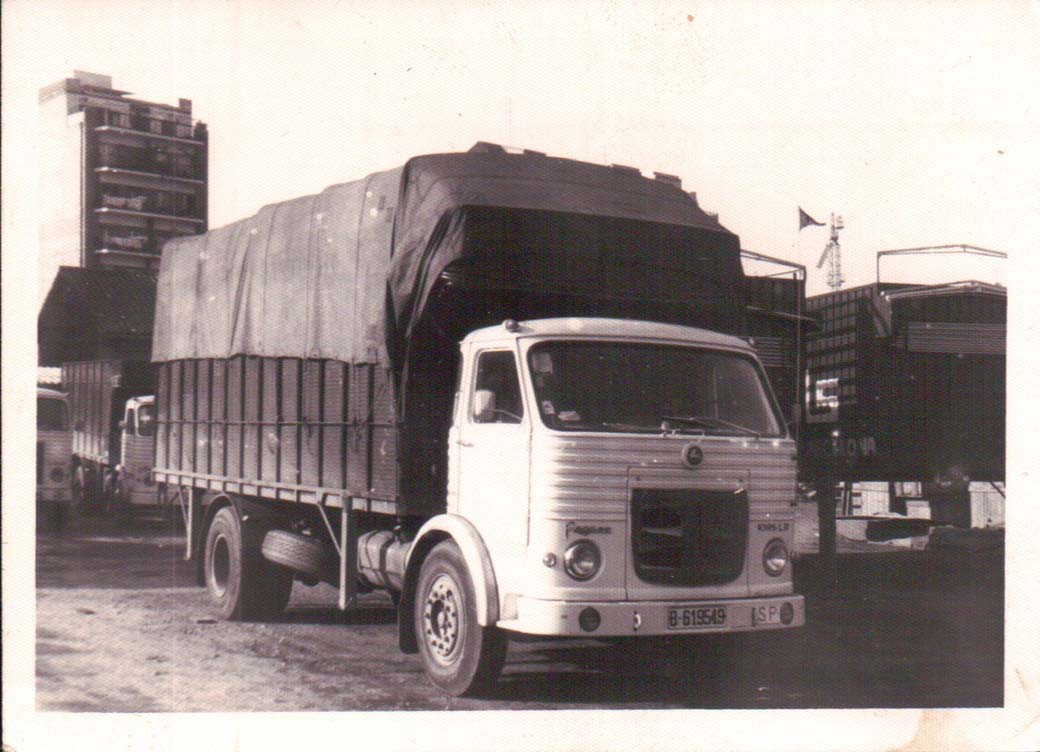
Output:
[{"left": 463, "top": 318, "right": 757, "bottom": 353}]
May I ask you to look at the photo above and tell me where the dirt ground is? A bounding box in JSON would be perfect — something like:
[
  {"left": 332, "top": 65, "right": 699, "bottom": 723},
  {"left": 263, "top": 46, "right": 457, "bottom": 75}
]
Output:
[{"left": 35, "top": 511, "right": 1004, "bottom": 711}]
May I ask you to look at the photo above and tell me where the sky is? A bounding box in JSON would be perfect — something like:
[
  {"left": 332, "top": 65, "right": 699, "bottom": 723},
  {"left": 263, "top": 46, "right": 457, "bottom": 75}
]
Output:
[
  {"left": 3, "top": 0, "right": 1037, "bottom": 297},
  {"left": 3, "top": 3, "right": 1040, "bottom": 750}
]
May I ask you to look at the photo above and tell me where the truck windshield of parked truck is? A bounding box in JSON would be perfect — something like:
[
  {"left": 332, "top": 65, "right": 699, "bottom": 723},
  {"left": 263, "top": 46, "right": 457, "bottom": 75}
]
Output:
[
  {"left": 528, "top": 342, "right": 783, "bottom": 436},
  {"left": 38, "top": 397, "right": 68, "bottom": 432},
  {"left": 137, "top": 404, "right": 155, "bottom": 436}
]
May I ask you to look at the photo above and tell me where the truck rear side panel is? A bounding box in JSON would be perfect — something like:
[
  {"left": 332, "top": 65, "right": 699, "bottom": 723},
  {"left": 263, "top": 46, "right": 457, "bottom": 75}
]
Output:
[
  {"left": 802, "top": 282, "right": 1005, "bottom": 482},
  {"left": 154, "top": 357, "right": 406, "bottom": 514}
]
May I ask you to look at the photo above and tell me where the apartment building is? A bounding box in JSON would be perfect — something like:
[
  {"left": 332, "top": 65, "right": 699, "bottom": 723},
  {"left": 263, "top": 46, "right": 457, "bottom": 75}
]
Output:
[{"left": 38, "top": 71, "right": 208, "bottom": 297}]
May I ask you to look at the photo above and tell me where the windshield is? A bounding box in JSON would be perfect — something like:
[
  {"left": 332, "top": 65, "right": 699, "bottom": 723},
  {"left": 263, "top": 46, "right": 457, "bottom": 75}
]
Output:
[
  {"left": 38, "top": 397, "right": 68, "bottom": 432},
  {"left": 137, "top": 404, "right": 155, "bottom": 437},
  {"left": 527, "top": 341, "right": 783, "bottom": 436}
]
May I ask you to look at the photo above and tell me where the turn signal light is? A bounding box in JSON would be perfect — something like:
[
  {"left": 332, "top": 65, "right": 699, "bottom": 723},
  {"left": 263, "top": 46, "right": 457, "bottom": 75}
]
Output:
[{"left": 579, "top": 607, "right": 601, "bottom": 632}]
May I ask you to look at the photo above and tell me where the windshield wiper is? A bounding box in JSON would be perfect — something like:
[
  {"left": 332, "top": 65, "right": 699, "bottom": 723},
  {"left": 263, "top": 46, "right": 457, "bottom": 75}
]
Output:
[{"left": 660, "top": 415, "right": 760, "bottom": 438}]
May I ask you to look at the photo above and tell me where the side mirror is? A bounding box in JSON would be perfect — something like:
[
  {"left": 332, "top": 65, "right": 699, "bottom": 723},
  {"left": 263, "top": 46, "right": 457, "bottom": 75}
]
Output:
[
  {"left": 118, "top": 420, "right": 126, "bottom": 430},
  {"left": 473, "top": 389, "right": 497, "bottom": 423}
]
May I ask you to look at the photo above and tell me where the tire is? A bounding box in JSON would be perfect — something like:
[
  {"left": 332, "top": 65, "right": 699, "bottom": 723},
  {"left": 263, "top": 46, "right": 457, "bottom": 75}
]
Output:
[
  {"left": 73, "top": 465, "right": 97, "bottom": 515},
  {"left": 204, "top": 506, "right": 293, "bottom": 621},
  {"left": 44, "top": 501, "right": 68, "bottom": 532},
  {"left": 261, "top": 529, "right": 330, "bottom": 579},
  {"left": 414, "top": 541, "right": 507, "bottom": 696},
  {"left": 109, "top": 474, "right": 131, "bottom": 527},
  {"left": 71, "top": 468, "right": 84, "bottom": 509}
]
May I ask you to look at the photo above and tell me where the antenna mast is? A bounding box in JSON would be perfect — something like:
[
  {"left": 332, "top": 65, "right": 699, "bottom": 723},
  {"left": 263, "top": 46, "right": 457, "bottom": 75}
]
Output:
[{"left": 815, "top": 213, "right": 845, "bottom": 291}]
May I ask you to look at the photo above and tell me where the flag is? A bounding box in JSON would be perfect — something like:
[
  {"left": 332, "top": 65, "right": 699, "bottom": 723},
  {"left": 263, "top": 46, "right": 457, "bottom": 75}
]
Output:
[{"left": 799, "top": 207, "right": 825, "bottom": 230}]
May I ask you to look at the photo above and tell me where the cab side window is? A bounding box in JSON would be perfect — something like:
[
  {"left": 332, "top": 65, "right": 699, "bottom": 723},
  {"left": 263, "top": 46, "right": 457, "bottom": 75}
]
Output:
[{"left": 473, "top": 351, "right": 523, "bottom": 424}]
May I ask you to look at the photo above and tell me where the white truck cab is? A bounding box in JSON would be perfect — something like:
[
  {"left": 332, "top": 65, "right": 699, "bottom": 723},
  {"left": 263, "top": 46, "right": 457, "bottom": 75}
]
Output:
[
  {"left": 37, "top": 387, "right": 72, "bottom": 529},
  {"left": 442, "top": 318, "right": 804, "bottom": 640},
  {"left": 115, "top": 395, "right": 156, "bottom": 508}
]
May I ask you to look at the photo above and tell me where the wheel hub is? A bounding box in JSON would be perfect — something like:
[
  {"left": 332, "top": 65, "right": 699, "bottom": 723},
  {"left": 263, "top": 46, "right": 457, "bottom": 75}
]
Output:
[{"left": 423, "top": 574, "right": 461, "bottom": 665}]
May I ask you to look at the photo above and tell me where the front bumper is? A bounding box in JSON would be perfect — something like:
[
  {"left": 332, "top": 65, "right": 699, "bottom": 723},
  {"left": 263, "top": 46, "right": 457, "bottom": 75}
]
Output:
[{"left": 498, "top": 593, "right": 805, "bottom": 637}]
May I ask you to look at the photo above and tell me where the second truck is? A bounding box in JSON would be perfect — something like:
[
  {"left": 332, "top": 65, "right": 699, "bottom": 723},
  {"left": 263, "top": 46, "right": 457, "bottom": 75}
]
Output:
[{"left": 152, "top": 143, "right": 805, "bottom": 695}]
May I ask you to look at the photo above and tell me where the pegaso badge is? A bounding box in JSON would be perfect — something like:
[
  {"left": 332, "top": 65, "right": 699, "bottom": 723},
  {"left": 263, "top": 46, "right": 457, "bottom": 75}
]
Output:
[
  {"left": 681, "top": 443, "right": 704, "bottom": 468},
  {"left": 565, "top": 521, "right": 612, "bottom": 538}
]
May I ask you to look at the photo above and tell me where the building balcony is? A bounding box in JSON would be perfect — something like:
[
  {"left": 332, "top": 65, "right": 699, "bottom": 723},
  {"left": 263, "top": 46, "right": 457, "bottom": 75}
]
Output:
[
  {"left": 95, "top": 124, "right": 205, "bottom": 147},
  {"left": 95, "top": 247, "right": 161, "bottom": 261},
  {"left": 93, "top": 246, "right": 163, "bottom": 270},
  {"left": 94, "top": 205, "right": 205, "bottom": 226},
  {"left": 96, "top": 165, "right": 204, "bottom": 186},
  {"left": 94, "top": 228, "right": 190, "bottom": 262}
]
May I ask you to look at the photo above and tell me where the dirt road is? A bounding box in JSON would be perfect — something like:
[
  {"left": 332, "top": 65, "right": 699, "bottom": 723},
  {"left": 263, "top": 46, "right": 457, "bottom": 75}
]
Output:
[{"left": 36, "top": 513, "right": 1003, "bottom": 711}]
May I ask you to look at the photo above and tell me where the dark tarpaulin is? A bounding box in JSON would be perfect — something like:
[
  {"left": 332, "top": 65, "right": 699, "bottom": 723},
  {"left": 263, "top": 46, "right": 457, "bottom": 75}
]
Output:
[{"left": 152, "top": 148, "right": 738, "bottom": 366}]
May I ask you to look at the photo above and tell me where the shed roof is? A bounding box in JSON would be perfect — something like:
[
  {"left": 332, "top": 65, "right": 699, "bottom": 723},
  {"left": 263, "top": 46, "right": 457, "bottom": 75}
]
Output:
[{"left": 38, "top": 266, "right": 157, "bottom": 364}]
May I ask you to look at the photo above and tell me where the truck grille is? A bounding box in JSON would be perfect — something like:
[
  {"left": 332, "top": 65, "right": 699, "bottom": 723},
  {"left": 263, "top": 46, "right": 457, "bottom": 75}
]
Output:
[
  {"left": 37, "top": 441, "right": 44, "bottom": 485},
  {"left": 631, "top": 488, "right": 748, "bottom": 585}
]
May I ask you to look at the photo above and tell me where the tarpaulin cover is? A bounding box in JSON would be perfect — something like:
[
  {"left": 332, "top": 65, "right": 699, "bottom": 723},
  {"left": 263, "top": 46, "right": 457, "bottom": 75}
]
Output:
[{"left": 153, "top": 148, "right": 737, "bottom": 365}]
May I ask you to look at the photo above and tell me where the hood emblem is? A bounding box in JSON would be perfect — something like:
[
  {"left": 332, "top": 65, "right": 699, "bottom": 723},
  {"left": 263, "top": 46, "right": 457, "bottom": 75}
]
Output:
[{"left": 681, "top": 443, "right": 704, "bottom": 468}]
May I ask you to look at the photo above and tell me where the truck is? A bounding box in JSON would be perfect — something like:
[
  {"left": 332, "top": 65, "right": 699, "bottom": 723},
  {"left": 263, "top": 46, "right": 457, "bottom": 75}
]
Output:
[
  {"left": 37, "top": 387, "right": 72, "bottom": 530},
  {"left": 152, "top": 143, "right": 805, "bottom": 695},
  {"left": 802, "top": 246, "right": 1006, "bottom": 534},
  {"left": 63, "top": 359, "right": 156, "bottom": 514},
  {"left": 114, "top": 394, "right": 159, "bottom": 509}
]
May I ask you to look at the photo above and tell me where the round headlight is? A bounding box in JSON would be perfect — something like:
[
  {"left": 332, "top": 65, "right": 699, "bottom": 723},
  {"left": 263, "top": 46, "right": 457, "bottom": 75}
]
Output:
[
  {"left": 49, "top": 467, "right": 67, "bottom": 483},
  {"left": 563, "top": 540, "right": 601, "bottom": 581},
  {"left": 763, "top": 538, "right": 789, "bottom": 577}
]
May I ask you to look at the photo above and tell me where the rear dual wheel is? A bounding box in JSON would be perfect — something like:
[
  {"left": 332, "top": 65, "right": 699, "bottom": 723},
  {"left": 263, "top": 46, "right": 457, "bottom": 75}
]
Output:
[{"left": 204, "top": 506, "right": 293, "bottom": 621}]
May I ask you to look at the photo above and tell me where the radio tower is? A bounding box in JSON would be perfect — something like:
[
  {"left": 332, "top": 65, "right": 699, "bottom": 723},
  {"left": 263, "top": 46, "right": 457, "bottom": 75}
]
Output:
[{"left": 815, "top": 213, "right": 845, "bottom": 291}]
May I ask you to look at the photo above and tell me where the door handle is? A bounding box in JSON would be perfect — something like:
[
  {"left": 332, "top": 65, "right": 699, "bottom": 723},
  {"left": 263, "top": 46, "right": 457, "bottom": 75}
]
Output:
[{"left": 456, "top": 439, "right": 474, "bottom": 448}]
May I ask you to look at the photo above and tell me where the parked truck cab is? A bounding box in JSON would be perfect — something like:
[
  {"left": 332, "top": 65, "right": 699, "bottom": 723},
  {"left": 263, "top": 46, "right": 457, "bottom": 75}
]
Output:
[
  {"left": 115, "top": 395, "right": 157, "bottom": 508},
  {"left": 37, "top": 387, "right": 72, "bottom": 530},
  {"left": 397, "top": 318, "right": 803, "bottom": 690}
]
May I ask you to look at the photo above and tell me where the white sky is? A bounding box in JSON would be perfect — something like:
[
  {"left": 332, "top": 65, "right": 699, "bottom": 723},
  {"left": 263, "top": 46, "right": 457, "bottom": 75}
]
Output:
[
  {"left": 4, "top": 0, "right": 1037, "bottom": 295},
  {"left": 3, "top": 3, "right": 1040, "bottom": 750}
]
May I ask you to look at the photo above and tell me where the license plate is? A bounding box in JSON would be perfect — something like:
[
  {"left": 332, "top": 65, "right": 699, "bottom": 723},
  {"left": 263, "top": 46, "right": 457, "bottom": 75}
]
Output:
[
  {"left": 751, "top": 603, "right": 782, "bottom": 626},
  {"left": 667, "top": 605, "right": 727, "bottom": 630}
]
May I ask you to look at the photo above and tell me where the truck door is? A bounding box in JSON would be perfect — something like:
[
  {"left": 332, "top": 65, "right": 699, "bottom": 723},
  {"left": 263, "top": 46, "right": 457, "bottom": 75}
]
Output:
[{"left": 453, "top": 348, "right": 531, "bottom": 569}]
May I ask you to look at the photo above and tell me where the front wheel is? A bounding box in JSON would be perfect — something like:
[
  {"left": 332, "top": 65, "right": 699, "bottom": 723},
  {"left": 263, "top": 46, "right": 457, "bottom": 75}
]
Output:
[{"left": 414, "top": 541, "right": 507, "bottom": 696}]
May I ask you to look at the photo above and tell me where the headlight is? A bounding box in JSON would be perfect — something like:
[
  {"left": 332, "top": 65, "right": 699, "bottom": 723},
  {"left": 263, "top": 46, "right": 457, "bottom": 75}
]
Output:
[
  {"left": 763, "top": 538, "right": 789, "bottom": 577},
  {"left": 49, "top": 467, "right": 67, "bottom": 483},
  {"left": 563, "top": 540, "right": 601, "bottom": 581}
]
